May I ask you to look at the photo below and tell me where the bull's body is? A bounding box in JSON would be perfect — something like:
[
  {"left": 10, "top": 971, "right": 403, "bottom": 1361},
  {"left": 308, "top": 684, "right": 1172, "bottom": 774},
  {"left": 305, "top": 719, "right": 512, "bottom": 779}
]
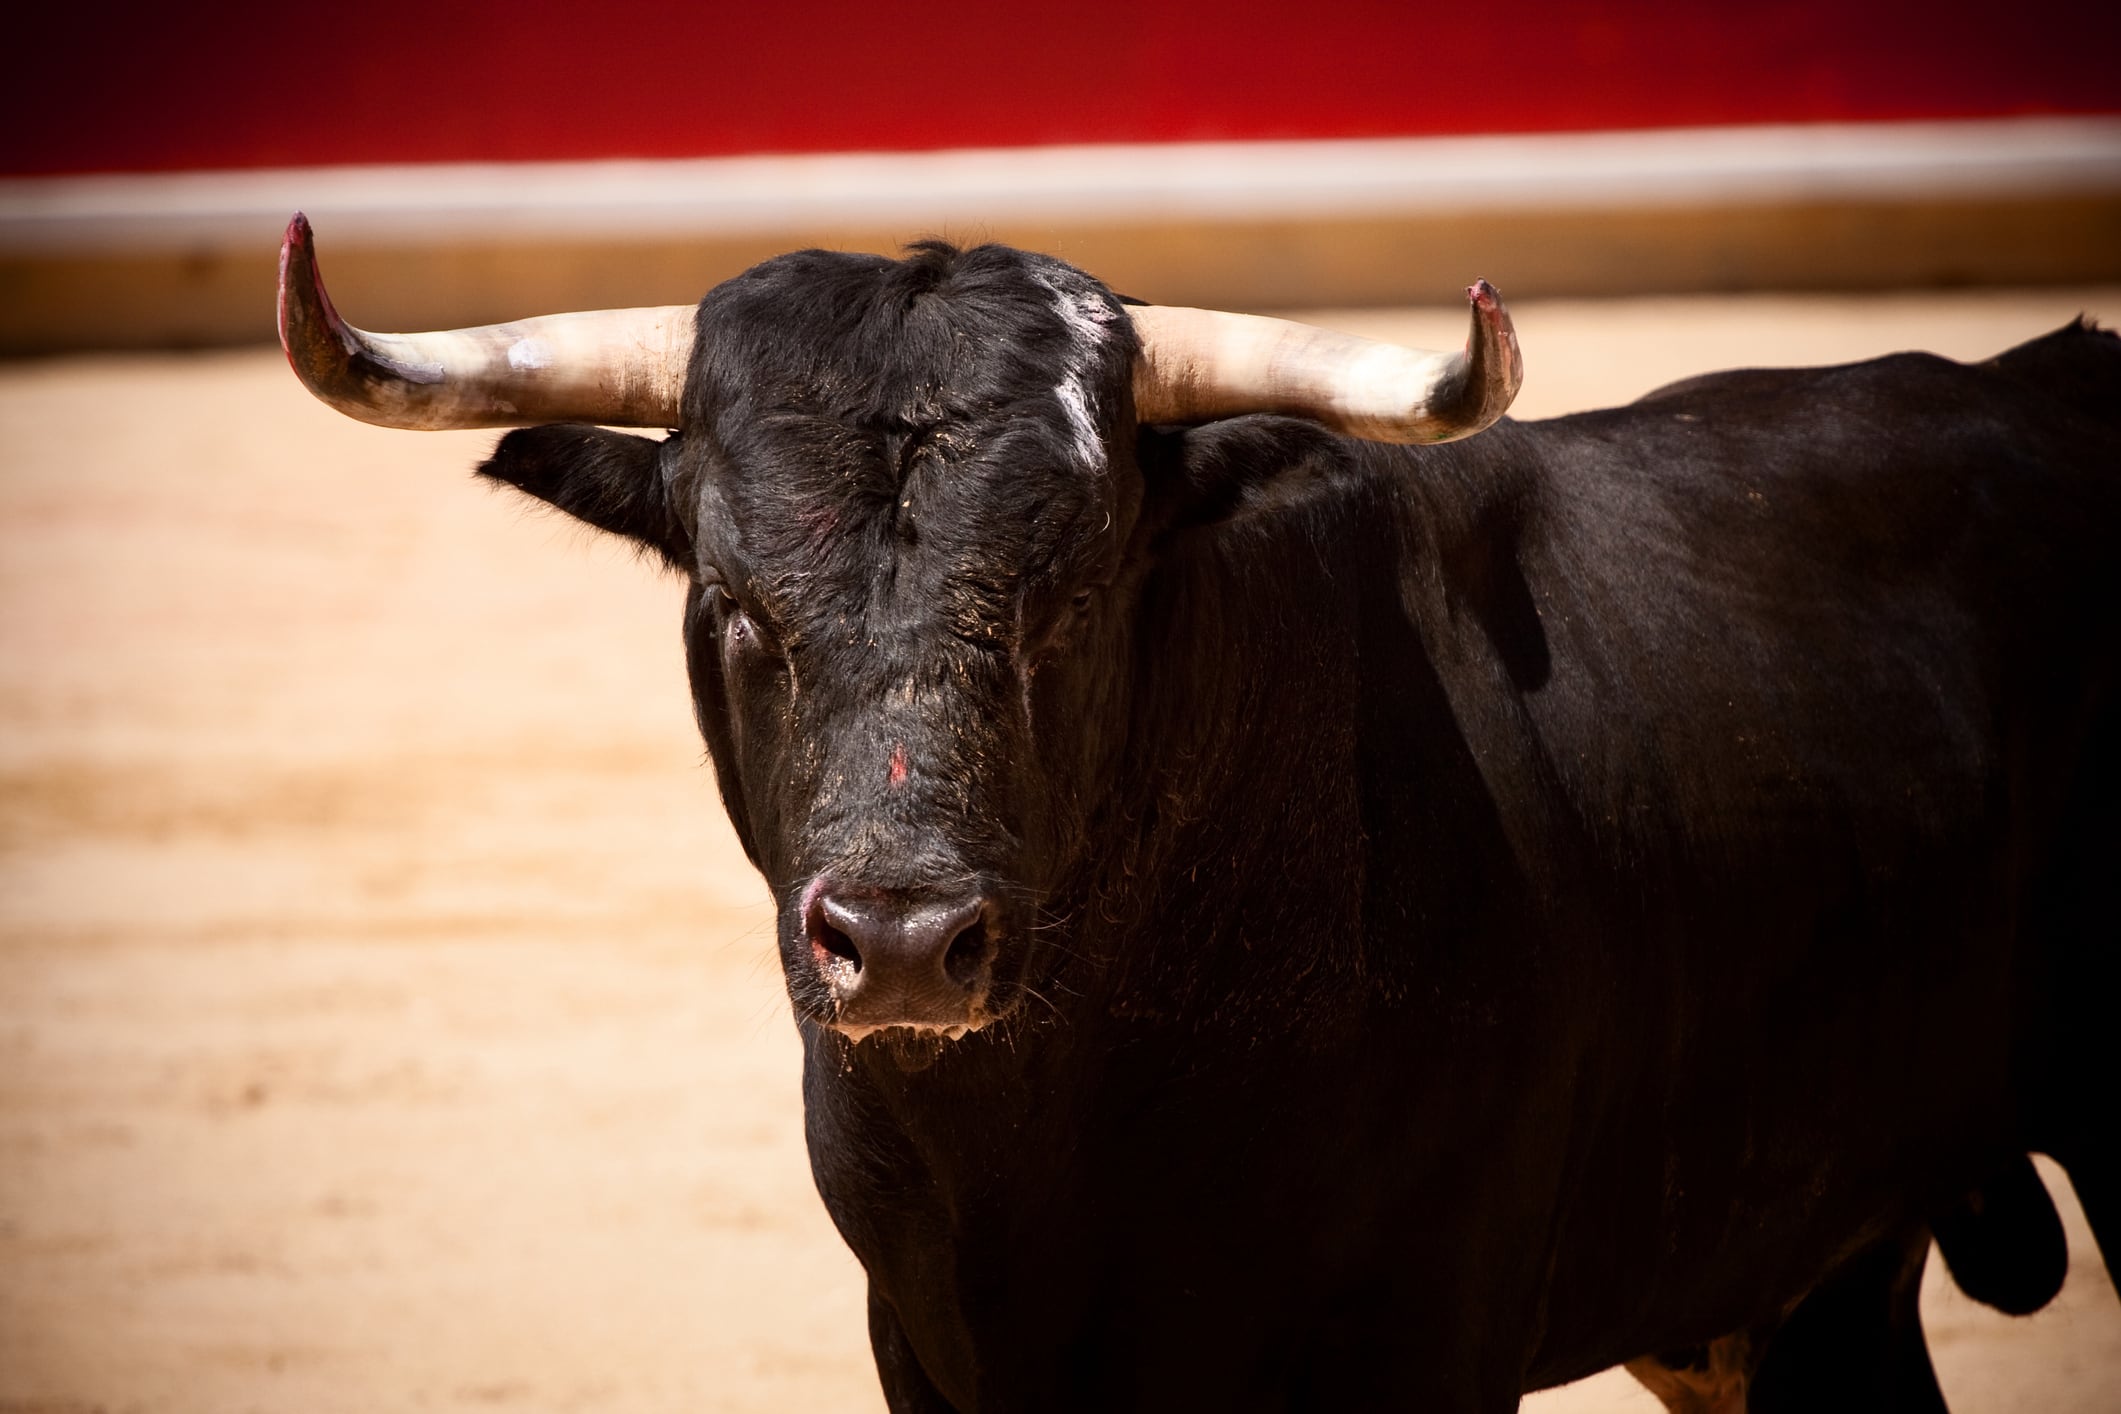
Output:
[
  {"left": 797, "top": 328, "right": 2119, "bottom": 1409},
  {"left": 281, "top": 227, "right": 2120, "bottom": 1410}
]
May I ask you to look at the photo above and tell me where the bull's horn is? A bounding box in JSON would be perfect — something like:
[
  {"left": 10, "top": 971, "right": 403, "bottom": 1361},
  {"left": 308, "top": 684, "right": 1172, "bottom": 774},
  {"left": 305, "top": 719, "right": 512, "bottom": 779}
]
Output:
[
  {"left": 277, "top": 213, "right": 696, "bottom": 431},
  {"left": 1129, "top": 281, "right": 1522, "bottom": 443}
]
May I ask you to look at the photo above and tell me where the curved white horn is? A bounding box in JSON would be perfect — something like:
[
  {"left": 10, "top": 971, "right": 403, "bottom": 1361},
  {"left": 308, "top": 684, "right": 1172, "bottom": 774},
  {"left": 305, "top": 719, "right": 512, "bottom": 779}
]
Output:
[
  {"left": 277, "top": 213, "right": 697, "bottom": 431},
  {"left": 1129, "top": 280, "right": 1522, "bottom": 444}
]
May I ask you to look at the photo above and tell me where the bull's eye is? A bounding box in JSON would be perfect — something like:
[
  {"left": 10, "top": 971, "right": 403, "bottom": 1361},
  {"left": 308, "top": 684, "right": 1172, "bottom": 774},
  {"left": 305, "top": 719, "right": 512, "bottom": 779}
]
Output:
[
  {"left": 1071, "top": 589, "right": 1094, "bottom": 613},
  {"left": 705, "top": 582, "right": 774, "bottom": 657},
  {"left": 725, "top": 603, "right": 775, "bottom": 657}
]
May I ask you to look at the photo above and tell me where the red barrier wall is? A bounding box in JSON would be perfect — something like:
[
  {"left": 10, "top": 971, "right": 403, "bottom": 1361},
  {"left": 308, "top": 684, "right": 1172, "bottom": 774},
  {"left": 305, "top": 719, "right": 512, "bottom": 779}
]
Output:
[{"left": 9, "top": 0, "right": 2118, "bottom": 176}]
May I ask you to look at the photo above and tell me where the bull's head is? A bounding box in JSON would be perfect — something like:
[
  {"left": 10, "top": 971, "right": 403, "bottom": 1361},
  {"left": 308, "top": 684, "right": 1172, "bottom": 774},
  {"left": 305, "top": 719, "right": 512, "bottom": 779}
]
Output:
[{"left": 281, "top": 215, "right": 1520, "bottom": 1044}]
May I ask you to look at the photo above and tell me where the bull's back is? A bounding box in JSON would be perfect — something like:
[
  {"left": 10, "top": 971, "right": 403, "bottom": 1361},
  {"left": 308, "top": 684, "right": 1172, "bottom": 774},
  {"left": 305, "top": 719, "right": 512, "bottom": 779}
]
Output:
[{"left": 1503, "top": 324, "right": 2121, "bottom": 886}]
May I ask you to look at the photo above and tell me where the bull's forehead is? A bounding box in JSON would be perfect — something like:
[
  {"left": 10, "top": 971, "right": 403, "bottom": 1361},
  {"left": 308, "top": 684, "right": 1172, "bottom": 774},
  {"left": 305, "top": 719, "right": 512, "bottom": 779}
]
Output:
[
  {"left": 684, "top": 244, "right": 1135, "bottom": 643},
  {"left": 707, "top": 405, "right": 1114, "bottom": 651}
]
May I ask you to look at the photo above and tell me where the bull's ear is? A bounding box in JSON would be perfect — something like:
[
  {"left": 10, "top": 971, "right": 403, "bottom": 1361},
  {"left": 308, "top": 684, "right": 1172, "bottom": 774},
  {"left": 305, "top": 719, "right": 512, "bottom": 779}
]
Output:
[
  {"left": 477, "top": 424, "right": 692, "bottom": 573},
  {"left": 1139, "top": 417, "right": 1356, "bottom": 535}
]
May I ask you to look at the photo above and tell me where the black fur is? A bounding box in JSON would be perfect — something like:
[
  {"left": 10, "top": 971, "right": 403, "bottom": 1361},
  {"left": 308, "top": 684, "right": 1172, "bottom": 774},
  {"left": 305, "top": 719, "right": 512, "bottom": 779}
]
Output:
[{"left": 487, "top": 245, "right": 2121, "bottom": 1411}]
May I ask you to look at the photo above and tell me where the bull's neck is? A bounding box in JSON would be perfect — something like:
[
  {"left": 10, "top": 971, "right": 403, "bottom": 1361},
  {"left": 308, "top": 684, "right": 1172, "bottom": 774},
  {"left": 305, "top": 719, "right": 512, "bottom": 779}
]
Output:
[{"left": 1056, "top": 435, "right": 1517, "bottom": 1025}]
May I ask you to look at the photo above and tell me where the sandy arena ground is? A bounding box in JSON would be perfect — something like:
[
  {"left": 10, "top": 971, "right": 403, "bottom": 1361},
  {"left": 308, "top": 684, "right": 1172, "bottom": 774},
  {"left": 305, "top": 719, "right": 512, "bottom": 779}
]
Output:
[{"left": 4, "top": 288, "right": 2121, "bottom": 1412}]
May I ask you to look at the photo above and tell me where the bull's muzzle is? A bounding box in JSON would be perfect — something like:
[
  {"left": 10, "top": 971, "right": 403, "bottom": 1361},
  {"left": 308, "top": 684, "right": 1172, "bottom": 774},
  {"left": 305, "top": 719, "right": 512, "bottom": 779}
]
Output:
[{"left": 803, "top": 881, "right": 1000, "bottom": 1038}]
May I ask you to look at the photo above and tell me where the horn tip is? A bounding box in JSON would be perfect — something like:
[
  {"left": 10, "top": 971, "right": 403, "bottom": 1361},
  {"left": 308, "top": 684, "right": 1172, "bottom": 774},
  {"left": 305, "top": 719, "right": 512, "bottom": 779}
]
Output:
[
  {"left": 276, "top": 212, "right": 316, "bottom": 362},
  {"left": 1463, "top": 277, "right": 1523, "bottom": 430},
  {"left": 277, "top": 212, "right": 365, "bottom": 416}
]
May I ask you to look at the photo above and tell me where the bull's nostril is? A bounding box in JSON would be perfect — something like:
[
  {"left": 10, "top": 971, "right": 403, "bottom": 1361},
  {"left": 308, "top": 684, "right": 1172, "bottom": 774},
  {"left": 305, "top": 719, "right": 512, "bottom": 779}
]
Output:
[
  {"left": 815, "top": 919, "right": 862, "bottom": 973},
  {"left": 943, "top": 917, "right": 992, "bottom": 988}
]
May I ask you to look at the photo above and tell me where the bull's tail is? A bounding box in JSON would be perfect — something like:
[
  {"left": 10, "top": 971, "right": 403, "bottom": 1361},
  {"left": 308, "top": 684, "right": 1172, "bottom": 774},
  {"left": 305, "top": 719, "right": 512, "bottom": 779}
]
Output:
[{"left": 1986, "top": 316, "right": 2121, "bottom": 433}]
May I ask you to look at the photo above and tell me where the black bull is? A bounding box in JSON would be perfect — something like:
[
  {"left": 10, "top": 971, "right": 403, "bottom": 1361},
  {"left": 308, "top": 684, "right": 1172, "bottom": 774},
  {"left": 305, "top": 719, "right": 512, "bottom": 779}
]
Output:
[{"left": 444, "top": 244, "right": 2114, "bottom": 1408}]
